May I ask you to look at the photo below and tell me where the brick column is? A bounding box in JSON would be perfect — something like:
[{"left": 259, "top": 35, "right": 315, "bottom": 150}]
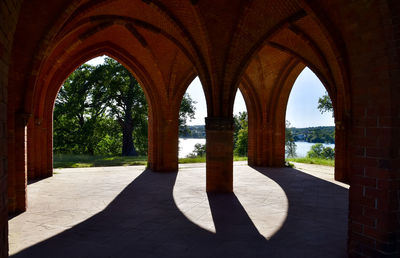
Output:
[
  {"left": 0, "top": 36, "right": 8, "bottom": 258},
  {"left": 247, "top": 117, "right": 285, "bottom": 168},
  {"left": 271, "top": 119, "right": 286, "bottom": 167},
  {"left": 8, "top": 113, "right": 29, "bottom": 214},
  {"left": 1, "top": 0, "right": 22, "bottom": 255},
  {"left": 205, "top": 117, "right": 234, "bottom": 192},
  {"left": 148, "top": 116, "right": 179, "bottom": 172},
  {"left": 247, "top": 121, "right": 270, "bottom": 167},
  {"left": 333, "top": 120, "right": 349, "bottom": 183},
  {"left": 27, "top": 117, "right": 52, "bottom": 180}
]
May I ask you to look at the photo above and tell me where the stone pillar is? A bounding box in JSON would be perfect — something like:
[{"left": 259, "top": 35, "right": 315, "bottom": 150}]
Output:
[
  {"left": 148, "top": 116, "right": 179, "bottom": 172},
  {"left": 205, "top": 117, "right": 234, "bottom": 192}
]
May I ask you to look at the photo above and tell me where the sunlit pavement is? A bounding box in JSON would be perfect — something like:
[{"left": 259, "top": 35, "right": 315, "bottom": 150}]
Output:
[{"left": 9, "top": 162, "right": 348, "bottom": 257}]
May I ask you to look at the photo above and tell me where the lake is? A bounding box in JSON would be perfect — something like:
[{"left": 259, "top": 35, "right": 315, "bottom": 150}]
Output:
[
  {"left": 293, "top": 141, "right": 335, "bottom": 157},
  {"left": 179, "top": 138, "right": 206, "bottom": 158},
  {"left": 178, "top": 138, "right": 335, "bottom": 158}
]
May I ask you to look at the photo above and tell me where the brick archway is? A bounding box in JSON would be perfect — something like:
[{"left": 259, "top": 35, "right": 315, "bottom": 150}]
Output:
[
  {"left": 2, "top": 1, "right": 400, "bottom": 257},
  {"left": 235, "top": 9, "right": 351, "bottom": 183},
  {"left": 27, "top": 44, "right": 165, "bottom": 180},
  {"left": 7, "top": 1, "right": 203, "bottom": 214}
]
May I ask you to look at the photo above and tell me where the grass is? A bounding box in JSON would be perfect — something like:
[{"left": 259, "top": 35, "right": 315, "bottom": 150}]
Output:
[
  {"left": 54, "top": 154, "right": 334, "bottom": 169},
  {"left": 53, "top": 154, "right": 147, "bottom": 168},
  {"left": 234, "top": 156, "right": 248, "bottom": 161},
  {"left": 54, "top": 154, "right": 248, "bottom": 168},
  {"left": 179, "top": 155, "right": 247, "bottom": 164},
  {"left": 286, "top": 157, "right": 335, "bottom": 167},
  {"left": 179, "top": 156, "right": 206, "bottom": 163}
]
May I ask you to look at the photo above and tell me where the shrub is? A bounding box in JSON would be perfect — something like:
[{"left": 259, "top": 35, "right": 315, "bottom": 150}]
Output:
[
  {"left": 307, "top": 143, "right": 335, "bottom": 160},
  {"left": 187, "top": 143, "right": 206, "bottom": 158}
]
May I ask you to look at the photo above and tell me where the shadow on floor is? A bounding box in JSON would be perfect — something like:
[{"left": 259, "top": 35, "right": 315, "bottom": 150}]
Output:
[{"left": 12, "top": 166, "right": 348, "bottom": 258}]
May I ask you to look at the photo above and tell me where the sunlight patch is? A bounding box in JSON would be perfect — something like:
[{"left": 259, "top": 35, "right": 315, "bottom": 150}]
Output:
[
  {"left": 173, "top": 167, "right": 216, "bottom": 233},
  {"left": 173, "top": 165, "right": 288, "bottom": 239},
  {"left": 234, "top": 166, "right": 288, "bottom": 240}
]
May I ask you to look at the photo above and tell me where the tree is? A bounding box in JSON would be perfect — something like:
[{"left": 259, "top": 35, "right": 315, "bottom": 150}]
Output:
[
  {"left": 318, "top": 91, "right": 333, "bottom": 114},
  {"left": 307, "top": 143, "right": 324, "bottom": 158},
  {"left": 233, "top": 112, "right": 247, "bottom": 147},
  {"left": 54, "top": 64, "right": 110, "bottom": 155},
  {"left": 285, "top": 121, "right": 297, "bottom": 158},
  {"left": 93, "top": 58, "right": 147, "bottom": 156},
  {"left": 233, "top": 112, "right": 248, "bottom": 156},
  {"left": 179, "top": 93, "right": 196, "bottom": 135},
  {"left": 321, "top": 147, "right": 335, "bottom": 159},
  {"left": 234, "top": 113, "right": 248, "bottom": 156},
  {"left": 307, "top": 143, "right": 335, "bottom": 159},
  {"left": 54, "top": 57, "right": 197, "bottom": 156},
  {"left": 188, "top": 143, "right": 206, "bottom": 157}
]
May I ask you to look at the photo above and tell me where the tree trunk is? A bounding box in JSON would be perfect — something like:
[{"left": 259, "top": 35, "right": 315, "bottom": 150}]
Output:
[
  {"left": 122, "top": 122, "right": 138, "bottom": 156},
  {"left": 121, "top": 74, "right": 138, "bottom": 156}
]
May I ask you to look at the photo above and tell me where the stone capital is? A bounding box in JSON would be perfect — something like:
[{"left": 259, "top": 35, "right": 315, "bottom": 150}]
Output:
[{"left": 205, "top": 117, "right": 234, "bottom": 131}]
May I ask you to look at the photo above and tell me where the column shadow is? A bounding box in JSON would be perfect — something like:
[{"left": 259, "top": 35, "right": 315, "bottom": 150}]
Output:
[
  {"left": 11, "top": 166, "right": 348, "bottom": 258},
  {"left": 251, "top": 166, "right": 349, "bottom": 257}
]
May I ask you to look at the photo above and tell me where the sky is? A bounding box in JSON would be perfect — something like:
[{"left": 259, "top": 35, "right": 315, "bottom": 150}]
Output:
[{"left": 86, "top": 56, "right": 334, "bottom": 128}]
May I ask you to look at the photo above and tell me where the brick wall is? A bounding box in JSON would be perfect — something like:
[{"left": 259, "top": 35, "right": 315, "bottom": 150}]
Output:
[
  {"left": 0, "top": 1, "right": 21, "bottom": 257},
  {"left": 344, "top": 1, "right": 400, "bottom": 256}
]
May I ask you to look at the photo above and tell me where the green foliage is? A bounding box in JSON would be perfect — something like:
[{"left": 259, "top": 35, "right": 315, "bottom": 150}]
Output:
[
  {"left": 53, "top": 153, "right": 247, "bottom": 168},
  {"left": 307, "top": 143, "right": 335, "bottom": 160},
  {"left": 185, "top": 110, "right": 249, "bottom": 158},
  {"left": 285, "top": 121, "right": 297, "bottom": 158},
  {"left": 290, "top": 126, "right": 335, "bottom": 144},
  {"left": 307, "top": 143, "right": 324, "bottom": 158},
  {"left": 53, "top": 154, "right": 147, "bottom": 168},
  {"left": 286, "top": 157, "right": 335, "bottom": 167},
  {"left": 321, "top": 146, "right": 335, "bottom": 159},
  {"left": 95, "top": 134, "right": 121, "bottom": 156},
  {"left": 180, "top": 125, "right": 205, "bottom": 138},
  {"left": 178, "top": 155, "right": 247, "bottom": 164},
  {"left": 54, "top": 64, "right": 108, "bottom": 155},
  {"left": 184, "top": 111, "right": 249, "bottom": 158},
  {"left": 179, "top": 93, "right": 196, "bottom": 134},
  {"left": 187, "top": 143, "right": 206, "bottom": 158},
  {"left": 96, "top": 58, "right": 148, "bottom": 156},
  {"left": 179, "top": 156, "right": 206, "bottom": 163},
  {"left": 318, "top": 92, "right": 333, "bottom": 115},
  {"left": 54, "top": 57, "right": 196, "bottom": 157},
  {"left": 234, "top": 112, "right": 248, "bottom": 156},
  {"left": 285, "top": 161, "right": 294, "bottom": 168}
]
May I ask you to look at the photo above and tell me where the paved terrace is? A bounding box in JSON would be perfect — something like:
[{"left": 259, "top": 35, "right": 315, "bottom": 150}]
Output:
[{"left": 9, "top": 162, "right": 349, "bottom": 257}]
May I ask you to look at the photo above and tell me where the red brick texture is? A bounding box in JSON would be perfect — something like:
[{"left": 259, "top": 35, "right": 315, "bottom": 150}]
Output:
[
  {"left": 205, "top": 117, "right": 234, "bottom": 192},
  {"left": 3, "top": 0, "right": 400, "bottom": 257},
  {"left": 1, "top": 0, "right": 22, "bottom": 256},
  {"left": 147, "top": 110, "right": 180, "bottom": 172}
]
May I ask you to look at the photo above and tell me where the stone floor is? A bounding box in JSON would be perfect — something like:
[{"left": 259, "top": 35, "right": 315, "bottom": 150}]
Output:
[{"left": 9, "top": 162, "right": 349, "bottom": 257}]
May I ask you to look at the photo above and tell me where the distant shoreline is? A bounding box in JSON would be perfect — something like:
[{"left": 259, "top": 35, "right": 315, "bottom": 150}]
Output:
[
  {"left": 181, "top": 125, "right": 335, "bottom": 144},
  {"left": 179, "top": 137, "right": 334, "bottom": 145}
]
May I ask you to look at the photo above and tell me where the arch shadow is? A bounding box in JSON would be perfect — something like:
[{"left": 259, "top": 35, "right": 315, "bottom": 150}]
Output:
[{"left": 11, "top": 166, "right": 348, "bottom": 257}]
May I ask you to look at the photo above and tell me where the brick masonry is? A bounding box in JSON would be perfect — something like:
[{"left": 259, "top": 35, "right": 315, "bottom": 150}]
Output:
[
  {"left": 2, "top": 1, "right": 400, "bottom": 257},
  {"left": 1, "top": 1, "right": 22, "bottom": 257}
]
